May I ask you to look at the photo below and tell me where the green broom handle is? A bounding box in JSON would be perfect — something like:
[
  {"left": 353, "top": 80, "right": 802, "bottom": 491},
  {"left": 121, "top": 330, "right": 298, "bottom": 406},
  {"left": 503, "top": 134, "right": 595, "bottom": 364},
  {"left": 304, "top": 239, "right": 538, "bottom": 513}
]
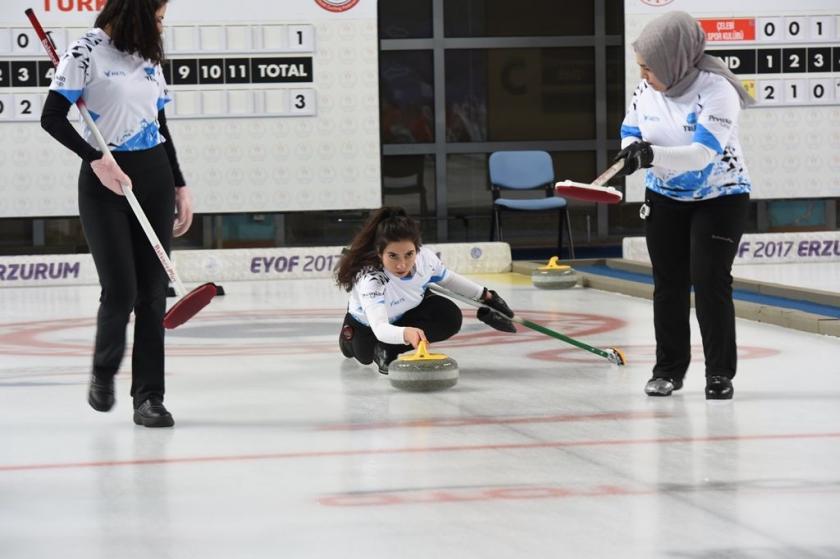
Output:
[{"left": 428, "top": 284, "right": 615, "bottom": 361}]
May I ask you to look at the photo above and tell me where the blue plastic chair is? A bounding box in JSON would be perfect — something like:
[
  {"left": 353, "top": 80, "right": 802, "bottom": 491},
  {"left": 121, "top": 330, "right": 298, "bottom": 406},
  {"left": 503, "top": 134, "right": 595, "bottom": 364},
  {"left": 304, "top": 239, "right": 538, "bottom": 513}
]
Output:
[{"left": 488, "top": 151, "right": 574, "bottom": 258}]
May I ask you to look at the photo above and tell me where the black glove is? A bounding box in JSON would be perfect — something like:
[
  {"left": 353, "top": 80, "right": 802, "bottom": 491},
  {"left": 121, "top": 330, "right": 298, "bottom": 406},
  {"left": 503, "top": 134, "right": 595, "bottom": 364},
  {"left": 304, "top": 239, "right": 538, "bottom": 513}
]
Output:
[
  {"left": 476, "top": 289, "right": 516, "bottom": 333},
  {"left": 614, "top": 141, "right": 654, "bottom": 177},
  {"left": 481, "top": 288, "right": 513, "bottom": 318}
]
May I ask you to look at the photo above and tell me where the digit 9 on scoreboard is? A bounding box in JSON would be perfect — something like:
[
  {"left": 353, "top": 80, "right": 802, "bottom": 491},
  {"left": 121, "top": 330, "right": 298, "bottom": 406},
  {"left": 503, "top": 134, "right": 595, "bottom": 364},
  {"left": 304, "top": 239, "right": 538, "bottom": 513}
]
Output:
[{"left": 171, "top": 59, "right": 198, "bottom": 85}]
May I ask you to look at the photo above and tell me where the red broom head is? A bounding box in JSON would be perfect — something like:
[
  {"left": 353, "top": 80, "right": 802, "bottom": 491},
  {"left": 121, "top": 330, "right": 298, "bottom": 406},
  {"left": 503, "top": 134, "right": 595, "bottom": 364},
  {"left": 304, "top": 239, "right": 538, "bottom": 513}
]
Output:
[
  {"left": 163, "top": 283, "right": 217, "bottom": 329},
  {"left": 555, "top": 182, "right": 623, "bottom": 204}
]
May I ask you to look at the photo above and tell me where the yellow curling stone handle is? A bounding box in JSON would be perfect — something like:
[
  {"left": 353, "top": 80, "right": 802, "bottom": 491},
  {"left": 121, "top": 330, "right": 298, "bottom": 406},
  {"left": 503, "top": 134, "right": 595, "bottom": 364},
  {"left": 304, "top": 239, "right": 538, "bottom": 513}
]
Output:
[
  {"left": 398, "top": 340, "right": 449, "bottom": 361},
  {"left": 538, "top": 256, "right": 571, "bottom": 271}
]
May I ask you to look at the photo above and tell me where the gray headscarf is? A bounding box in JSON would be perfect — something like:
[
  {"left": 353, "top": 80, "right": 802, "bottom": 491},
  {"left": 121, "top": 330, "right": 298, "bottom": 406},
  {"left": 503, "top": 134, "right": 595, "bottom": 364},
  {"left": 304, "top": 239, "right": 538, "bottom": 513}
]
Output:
[{"left": 632, "top": 11, "right": 754, "bottom": 107}]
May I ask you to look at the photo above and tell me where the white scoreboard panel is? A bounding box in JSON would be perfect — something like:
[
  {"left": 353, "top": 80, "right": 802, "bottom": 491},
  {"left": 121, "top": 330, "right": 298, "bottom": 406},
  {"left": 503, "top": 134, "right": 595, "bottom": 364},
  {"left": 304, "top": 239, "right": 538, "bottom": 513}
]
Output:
[
  {"left": 624, "top": 0, "right": 840, "bottom": 202},
  {"left": 0, "top": 0, "right": 380, "bottom": 217}
]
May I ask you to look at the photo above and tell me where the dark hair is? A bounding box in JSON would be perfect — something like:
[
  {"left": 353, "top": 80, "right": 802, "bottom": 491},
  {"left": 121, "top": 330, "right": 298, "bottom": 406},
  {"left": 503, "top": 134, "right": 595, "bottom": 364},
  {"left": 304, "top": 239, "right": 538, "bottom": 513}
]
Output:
[
  {"left": 95, "top": 0, "right": 167, "bottom": 64},
  {"left": 335, "top": 207, "right": 421, "bottom": 292}
]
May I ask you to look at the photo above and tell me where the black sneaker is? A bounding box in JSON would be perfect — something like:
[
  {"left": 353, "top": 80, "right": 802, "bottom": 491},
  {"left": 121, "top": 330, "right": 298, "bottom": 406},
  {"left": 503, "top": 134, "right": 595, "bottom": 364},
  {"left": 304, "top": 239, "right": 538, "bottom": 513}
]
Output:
[
  {"left": 705, "top": 376, "right": 733, "bottom": 400},
  {"left": 133, "top": 398, "right": 175, "bottom": 428},
  {"left": 644, "top": 376, "right": 683, "bottom": 397},
  {"left": 373, "top": 343, "right": 397, "bottom": 375},
  {"left": 88, "top": 374, "right": 115, "bottom": 412},
  {"left": 339, "top": 324, "right": 354, "bottom": 358}
]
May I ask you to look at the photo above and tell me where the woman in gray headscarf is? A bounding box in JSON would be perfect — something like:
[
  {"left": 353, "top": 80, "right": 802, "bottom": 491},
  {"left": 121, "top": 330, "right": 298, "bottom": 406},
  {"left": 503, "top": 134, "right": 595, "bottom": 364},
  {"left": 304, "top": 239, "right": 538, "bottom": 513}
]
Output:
[{"left": 615, "top": 11, "right": 753, "bottom": 400}]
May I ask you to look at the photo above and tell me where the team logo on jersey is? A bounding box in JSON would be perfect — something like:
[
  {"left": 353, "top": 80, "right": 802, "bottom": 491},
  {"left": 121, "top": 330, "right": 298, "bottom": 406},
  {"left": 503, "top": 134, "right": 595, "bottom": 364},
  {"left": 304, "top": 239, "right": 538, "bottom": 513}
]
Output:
[
  {"left": 315, "top": 0, "right": 360, "bottom": 12},
  {"left": 683, "top": 111, "right": 697, "bottom": 132}
]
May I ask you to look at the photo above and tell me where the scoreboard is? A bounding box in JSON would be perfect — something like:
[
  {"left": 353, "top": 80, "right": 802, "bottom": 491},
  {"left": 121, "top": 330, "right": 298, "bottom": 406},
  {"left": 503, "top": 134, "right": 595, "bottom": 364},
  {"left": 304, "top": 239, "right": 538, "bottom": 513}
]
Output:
[
  {"left": 0, "top": 0, "right": 381, "bottom": 217},
  {"left": 701, "top": 15, "right": 839, "bottom": 107},
  {"left": 624, "top": 0, "right": 840, "bottom": 201}
]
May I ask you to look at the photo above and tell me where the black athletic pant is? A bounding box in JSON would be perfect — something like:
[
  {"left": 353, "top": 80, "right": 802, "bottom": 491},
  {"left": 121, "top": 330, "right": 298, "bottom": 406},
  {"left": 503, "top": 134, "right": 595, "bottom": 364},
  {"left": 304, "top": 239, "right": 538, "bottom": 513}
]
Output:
[
  {"left": 644, "top": 190, "right": 749, "bottom": 381},
  {"left": 342, "top": 294, "right": 463, "bottom": 364},
  {"left": 78, "top": 145, "right": 175, "bottom": 406}
]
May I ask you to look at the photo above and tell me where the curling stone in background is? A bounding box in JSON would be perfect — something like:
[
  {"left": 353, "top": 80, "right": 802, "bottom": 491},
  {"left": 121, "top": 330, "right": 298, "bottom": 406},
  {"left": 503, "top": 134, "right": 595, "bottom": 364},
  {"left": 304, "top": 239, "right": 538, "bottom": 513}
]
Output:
[
  {"left": 388, "top": 341, "right": 459, "bottom": 392},
  {"left": 531, "top": 256, "right": 579, "bottom": 290}
]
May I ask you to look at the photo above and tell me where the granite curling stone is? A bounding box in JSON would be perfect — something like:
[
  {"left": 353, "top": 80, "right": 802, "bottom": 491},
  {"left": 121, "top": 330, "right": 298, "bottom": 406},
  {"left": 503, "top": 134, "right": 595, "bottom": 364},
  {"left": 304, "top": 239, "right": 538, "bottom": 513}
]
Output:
[
  {"left": 531, "top": 256, "right": 579, "bottom": 290},
  {"left": 388, "top": 341, "right": 459, "bottom": 392}
]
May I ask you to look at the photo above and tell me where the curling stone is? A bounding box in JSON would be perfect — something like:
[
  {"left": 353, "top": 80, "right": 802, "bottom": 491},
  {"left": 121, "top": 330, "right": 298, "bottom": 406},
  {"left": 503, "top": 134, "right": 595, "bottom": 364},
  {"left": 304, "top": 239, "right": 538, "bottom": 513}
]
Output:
[
  {"left": 531, "top": 256, "right": 579, "bottom": 290},
  {"left": 388, "top": 341, "right": 459, "bottom": 392}
]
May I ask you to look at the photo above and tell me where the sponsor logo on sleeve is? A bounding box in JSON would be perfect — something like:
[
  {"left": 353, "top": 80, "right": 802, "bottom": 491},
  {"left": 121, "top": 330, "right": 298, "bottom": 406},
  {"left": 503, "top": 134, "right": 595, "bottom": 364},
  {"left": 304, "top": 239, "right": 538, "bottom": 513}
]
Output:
[{"left": 708, "top": 114, "right": 733, "bottom": 128}]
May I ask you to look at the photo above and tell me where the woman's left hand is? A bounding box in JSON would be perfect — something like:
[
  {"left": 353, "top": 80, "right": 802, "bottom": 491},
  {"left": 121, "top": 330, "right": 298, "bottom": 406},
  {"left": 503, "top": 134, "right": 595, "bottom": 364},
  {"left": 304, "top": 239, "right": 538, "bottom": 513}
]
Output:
[{"left": 173, "top": 186, "right": 194, "bottom": 237}]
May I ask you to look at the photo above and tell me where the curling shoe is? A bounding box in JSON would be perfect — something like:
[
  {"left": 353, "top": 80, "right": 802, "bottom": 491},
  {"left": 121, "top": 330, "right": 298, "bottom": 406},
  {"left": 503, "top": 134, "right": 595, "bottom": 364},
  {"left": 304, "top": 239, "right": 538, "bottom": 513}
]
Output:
[
  {"left": 644, "top": 377, "right": 683, "bottom": 397},
  {"left": 373, "top": 343, "right": 398, "bottom": 375},
  {"left": 133, "top": 398, "right": 175, "bottom": 428},
  {"left": 705, "top": 376, "right": 733, "bottom": 400},
  {"left": 339, "top": 324, "right": 354, "bottom": 358},
  {"left": 88, "top": 374, "right": 115, "bottom": 412}
]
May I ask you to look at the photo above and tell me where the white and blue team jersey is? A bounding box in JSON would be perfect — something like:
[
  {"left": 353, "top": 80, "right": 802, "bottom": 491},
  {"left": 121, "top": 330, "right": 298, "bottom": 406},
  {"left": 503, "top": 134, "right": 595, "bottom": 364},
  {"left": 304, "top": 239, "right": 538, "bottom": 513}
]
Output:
[
  {"left": 49, "top": 28, "right": 172, "bottom": 152},
  {"left": 349, "top": 246, "right": 448, "bottom": 330},
  {"left": 621, "top": 71, "right": 751, "bottom": 201}
]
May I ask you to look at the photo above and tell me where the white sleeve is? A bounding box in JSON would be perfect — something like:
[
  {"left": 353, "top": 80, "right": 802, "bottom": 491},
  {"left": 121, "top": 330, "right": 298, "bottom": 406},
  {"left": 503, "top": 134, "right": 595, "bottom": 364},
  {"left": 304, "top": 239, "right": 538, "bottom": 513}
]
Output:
[
  {"left": 436, "top": 270, "right": 483, "bottom": 300},
  {"left": 694, "top": 80, "right": 741, "bottom": 154},
  {"left": 156, "top": 64, "right": 172, "bottom": 112},
  {"left": 422, "top": 247, "right": 448, "bottom": 282},
  {"left": 365, "top": 305, "right": 406, "bottom": 345},
  {"left": 652, "top": 143, "right": 717, "bottom": 171},
  {"left": 621, "top": 136, "right": 640, "bottom": 149},
  {"left": 50, "top": 37, "right": 91, "bottom": 104},
  {"left": 355, "top": 273, "right": 405, "bottom": 345},
  {"left": 619, "top": 81, "right": 646, "bottom": 142}
]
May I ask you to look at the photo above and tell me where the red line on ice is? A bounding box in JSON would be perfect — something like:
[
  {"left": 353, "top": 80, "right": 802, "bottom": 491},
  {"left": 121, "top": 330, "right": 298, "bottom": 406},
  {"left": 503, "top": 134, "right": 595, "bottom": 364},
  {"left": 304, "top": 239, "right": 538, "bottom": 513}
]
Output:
[{"left": 2, "top": 432, "right": 839, "bottom": 473}]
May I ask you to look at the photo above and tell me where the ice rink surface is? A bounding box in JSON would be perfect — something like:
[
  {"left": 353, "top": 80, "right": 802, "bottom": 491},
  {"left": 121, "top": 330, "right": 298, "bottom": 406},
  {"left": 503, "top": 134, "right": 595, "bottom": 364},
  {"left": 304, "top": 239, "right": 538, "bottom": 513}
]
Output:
[{"left": 1, "top": 273, "right": 839, "bottom": 558}]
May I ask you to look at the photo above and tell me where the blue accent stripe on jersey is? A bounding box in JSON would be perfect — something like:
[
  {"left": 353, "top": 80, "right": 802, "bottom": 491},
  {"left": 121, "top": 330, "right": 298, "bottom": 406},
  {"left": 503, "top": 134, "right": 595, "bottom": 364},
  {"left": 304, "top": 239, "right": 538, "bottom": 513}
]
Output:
[
  {"left": 157, "top": 96, "right": 171, "bottom": 111},
  {"left": 112, "top": 121, "right": 161, "bottom": 152},
  {"left": 620, "top": 125, "right": 642, "bottom": 139},
  {"left": 88, "top": 109, "right": 101, "bottom": 122},
  {"left": 422, "top": 273, "right": 447, "bottom": 291},
  {"left": 693, "top": 124, "right": 723, "bottom": 154},
  {"left": 646, "top": 170, "right": 750, "bottom": 201},
  {"left": 55, "top": 89, "right": 83, "bottom": 104},
  {"left": 349, "top": 310, "right": 369, "bottom": 325}
]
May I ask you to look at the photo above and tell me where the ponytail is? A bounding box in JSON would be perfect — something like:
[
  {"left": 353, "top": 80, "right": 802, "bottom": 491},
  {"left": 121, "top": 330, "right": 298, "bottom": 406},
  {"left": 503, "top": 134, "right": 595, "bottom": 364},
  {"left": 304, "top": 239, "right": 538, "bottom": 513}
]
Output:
[{"left": 335, "top": 207, "right": 421, "bottom": 292}]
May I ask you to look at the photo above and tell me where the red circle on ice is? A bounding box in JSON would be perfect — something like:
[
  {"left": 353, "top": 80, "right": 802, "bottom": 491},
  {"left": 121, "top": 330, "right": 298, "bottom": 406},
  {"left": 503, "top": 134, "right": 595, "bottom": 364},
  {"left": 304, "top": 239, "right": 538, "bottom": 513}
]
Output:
[{"left": 0, "top": 309, "right": 623, "bottom": 357}]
